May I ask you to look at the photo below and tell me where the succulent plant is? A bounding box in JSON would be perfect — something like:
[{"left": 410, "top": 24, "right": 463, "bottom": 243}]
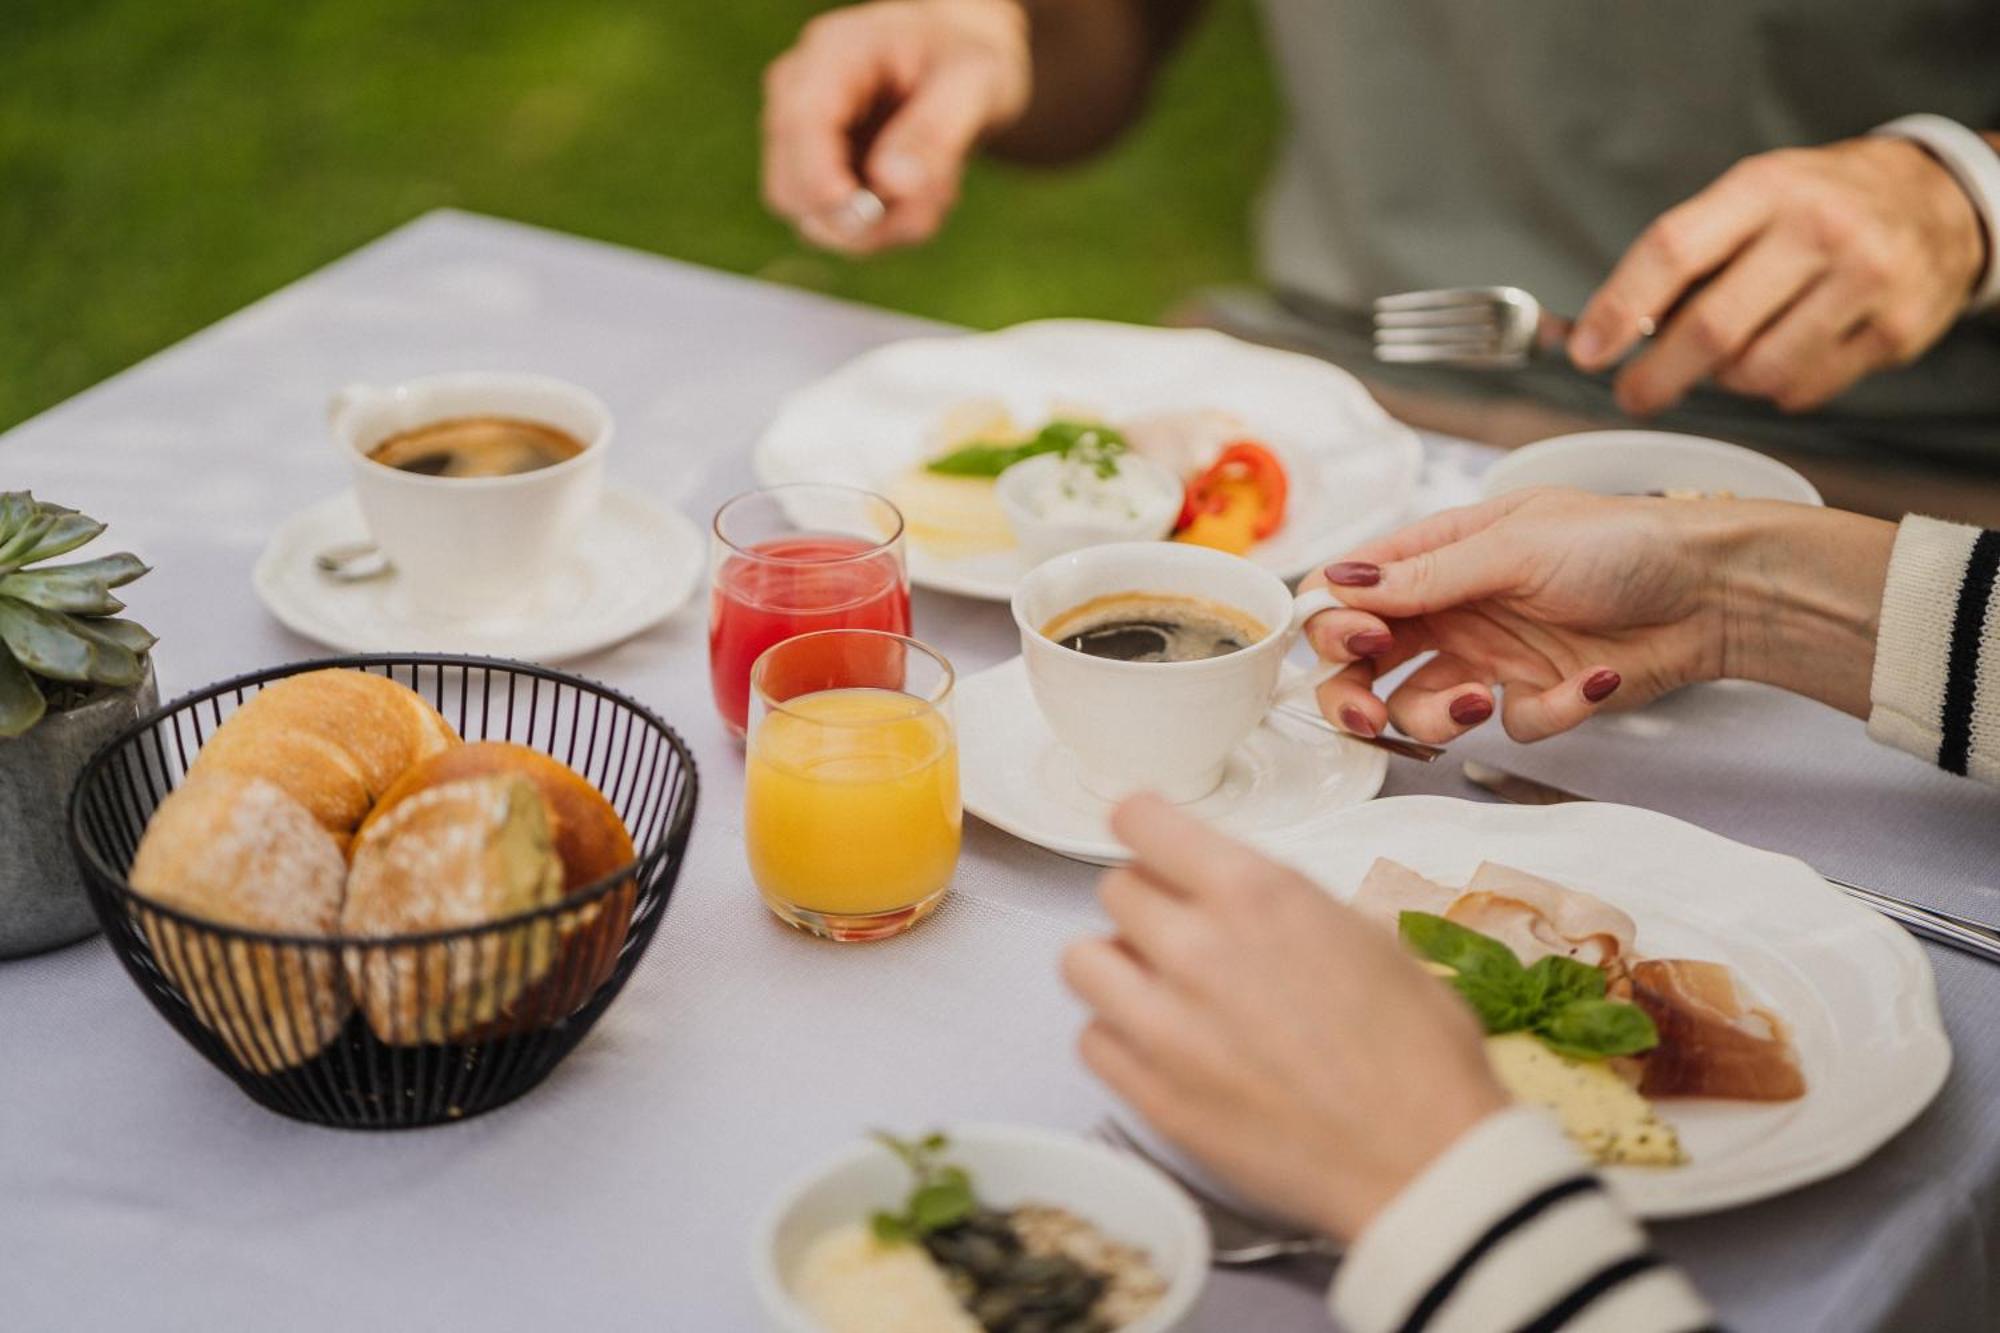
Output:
[{"left": 0, "top": 492, "right": 156, "bottom": 738}]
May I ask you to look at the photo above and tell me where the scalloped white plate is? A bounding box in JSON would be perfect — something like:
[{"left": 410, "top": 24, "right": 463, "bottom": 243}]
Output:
[
  {"left": 1256, "top": 796, "right": 1952, "bottom": 1219},
  {"left": 754, "top": 320, "right": 1424, "bottom": 601}
]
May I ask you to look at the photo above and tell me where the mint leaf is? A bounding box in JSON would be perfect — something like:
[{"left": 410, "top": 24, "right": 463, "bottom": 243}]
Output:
[
  {"left": 1536, "top": 998, "right": 1660, "bottom": 1060},
  {"left": 871, "top": 1210, "right": 914, "bottom": 1244},
  {"left": 909, "top": 1177, "right": 975, "bottom": 1233}
]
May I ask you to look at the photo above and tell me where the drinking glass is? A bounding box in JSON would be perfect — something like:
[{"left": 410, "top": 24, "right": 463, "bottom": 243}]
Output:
[
  {"left": 708, "top": 485, "right": 909, "bottom": 737},
  {"left": 744, "top": 630, "right": 959, "bottom": 942}
]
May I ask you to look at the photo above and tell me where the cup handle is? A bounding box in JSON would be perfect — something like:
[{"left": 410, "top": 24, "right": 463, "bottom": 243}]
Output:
[
  {"left": 327, "top": 383, "right": 381, "bottom": 431},
  {"left": 1271, "top": 585, "right": 1348, "bottom": 706}
]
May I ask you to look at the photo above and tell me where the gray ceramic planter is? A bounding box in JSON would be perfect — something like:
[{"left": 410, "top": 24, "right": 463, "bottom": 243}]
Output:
[{"left": 0, "top": 664, "right": 158, "bottom": 959}]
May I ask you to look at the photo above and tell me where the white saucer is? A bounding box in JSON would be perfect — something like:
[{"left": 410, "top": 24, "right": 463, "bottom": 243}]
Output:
[
  {"left": 253, "top": 487, "right": 703, "bottom": 662},
  {"left": 956, "top": 656, "right": 1388, "bottom": 865}
]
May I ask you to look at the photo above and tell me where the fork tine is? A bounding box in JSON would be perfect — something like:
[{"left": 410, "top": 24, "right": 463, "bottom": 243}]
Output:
[
  {"left": 1374, "top": 286, "right": 1513, "bottom": 312},
  {"left": 1373, "top": 307, "right": 1500, "bottom": 330},
  {"left": 1374, "top": 325, "right": 1502, "bottom": 346},
  {"left": 1374, "top": 344, "right": 1526, "bottom": 367}
]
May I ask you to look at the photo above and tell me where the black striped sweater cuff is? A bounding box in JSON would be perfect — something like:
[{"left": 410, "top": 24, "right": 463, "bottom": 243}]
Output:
[
  {"left": 1331, "top": 1108, "right": 1713, "bottom": 1333},
  {"left": 1869, "top": 517, "right": 2000, "bottom": 783}
]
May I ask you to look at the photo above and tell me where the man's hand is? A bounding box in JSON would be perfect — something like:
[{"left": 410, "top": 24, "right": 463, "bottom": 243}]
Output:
[
  {"left": 761, "top": 0, "right": 1031, "bottom": 254},
  {"left": 1569, "top": 137, "right": 1987, "bottom": 416}
]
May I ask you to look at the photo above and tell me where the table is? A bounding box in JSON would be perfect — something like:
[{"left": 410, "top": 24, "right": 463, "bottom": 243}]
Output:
[{"left": 3, "top": 210, "right": 1997, "bottom": 1332}]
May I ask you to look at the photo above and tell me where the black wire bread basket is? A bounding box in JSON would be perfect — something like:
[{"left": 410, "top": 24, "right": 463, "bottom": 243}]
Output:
[{"left": 67, "top": 654, "right": 698, "bottom": 1129}]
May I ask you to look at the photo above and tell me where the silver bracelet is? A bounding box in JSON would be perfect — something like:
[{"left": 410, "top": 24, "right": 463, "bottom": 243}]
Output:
[{"left": 1872, "top": 113, "right": 2000, "bottom": 314}]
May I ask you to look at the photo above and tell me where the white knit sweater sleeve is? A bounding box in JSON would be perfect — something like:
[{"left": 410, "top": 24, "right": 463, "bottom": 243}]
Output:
[
  {"left": 1868, "top": 516, "right": 2000, "bottom": 784},
  {"left": 1328, "top": 1108, "right": 1714, "bottom": 1333}
]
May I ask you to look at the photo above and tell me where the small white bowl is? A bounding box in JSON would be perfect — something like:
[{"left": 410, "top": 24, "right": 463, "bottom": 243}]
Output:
[
  {"left": 1480, "top": 430, "right": 1822, "bottom": 506},
  {"left": 996, "top": 452, "right": 1184, "bottom": 565},
  {"left": 755, "top": 1123, "right": 1210, "bottom": 1333}
]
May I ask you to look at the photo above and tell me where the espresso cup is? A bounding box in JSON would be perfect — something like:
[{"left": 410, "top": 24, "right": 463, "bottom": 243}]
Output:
[
  {"left": 330, "top": 372, "right": 611, "bottom": 618},
  {"left": 1012, "top": 542, "right": 1341, "bottom": 803}
]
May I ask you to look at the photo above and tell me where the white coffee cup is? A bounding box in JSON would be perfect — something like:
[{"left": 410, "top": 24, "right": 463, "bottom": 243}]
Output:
[
  {"left": 329, "top": 372, "right": 611, "bottom": 618},
  {"left": 1012, "top": 542, "right": 1341, "bottom": 803}
]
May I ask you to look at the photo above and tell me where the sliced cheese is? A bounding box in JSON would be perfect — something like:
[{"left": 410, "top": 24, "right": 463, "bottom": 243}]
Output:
[
  {"left": 885, "top": 468, "right": 1016, "bottom": 557},
  {"left": 1485, "top": 1032, "right": 1685, "bottom": 1167}
]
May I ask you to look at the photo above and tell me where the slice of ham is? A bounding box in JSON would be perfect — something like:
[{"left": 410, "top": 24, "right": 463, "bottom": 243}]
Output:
[
  {"left": 1626, "top": 959, "right": 1806, "bottom": 1101},
  {"left": 1349, "top": 858, "right": 1460, "bottom": 932},
  {"left": 1443, "top": 862, "right": 1638, "bottom": 969}
]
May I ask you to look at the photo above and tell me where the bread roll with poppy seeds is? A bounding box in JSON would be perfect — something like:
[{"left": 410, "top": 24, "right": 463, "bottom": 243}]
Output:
[
  {"left": 129, "top": 769, "right": 351, "bottom": 1072},
  {"left": 359, "top": 741, "right": 637, "bottom": 1035}
]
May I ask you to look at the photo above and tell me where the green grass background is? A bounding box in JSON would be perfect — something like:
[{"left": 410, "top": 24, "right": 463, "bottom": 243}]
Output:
[{"left": 1, "top": 0, "right": 1278, "bottom": 431}]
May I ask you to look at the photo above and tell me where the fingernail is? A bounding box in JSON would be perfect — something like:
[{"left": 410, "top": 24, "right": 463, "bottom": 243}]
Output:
[
  {"left": 1448, "top": 694, "right": 1493, "bottom": 727},
  {"left": 1569, "top": 326, "right": 1605, "bottom": 365},
  {"left": 1339, "top": 706, "right": 1378, "bottom": 738},
  {"left": 1344, "top": 629, "right": 1394, "bottom": 658},
  {"left": 1582, "top": 668, "right": 1622, "bottom": 703},
  {"left": 1324, "top": 561, "right": 1381, "bottom": 587},
  {"left": 872, "top": 151, "right": 924, "bottom": 195}
]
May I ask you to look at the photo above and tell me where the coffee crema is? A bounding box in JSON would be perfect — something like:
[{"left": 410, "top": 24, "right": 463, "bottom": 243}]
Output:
[
  {"left": 1042, "top": 592, "right": 1269, "bottom": 663},
  {"left": 366, "top": 416, "right": 585, "bottom": 478}
]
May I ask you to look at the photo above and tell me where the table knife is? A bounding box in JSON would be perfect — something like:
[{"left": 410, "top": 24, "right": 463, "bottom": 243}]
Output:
[{"left": 1461, "top": 759, "right": 2000, "bottom": 965}]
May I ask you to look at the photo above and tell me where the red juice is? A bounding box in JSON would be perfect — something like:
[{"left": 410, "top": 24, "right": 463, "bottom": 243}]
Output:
[{"left": 709, "top": 535, "right": 911, "bottom": 735}]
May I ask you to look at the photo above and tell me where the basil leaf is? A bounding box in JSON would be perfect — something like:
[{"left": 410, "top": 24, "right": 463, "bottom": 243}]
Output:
[
  {"left": 923, "top": 419, "right": 1127, "bottom": 478},
  {"left": 871, "top": 1210, "right": 914, "bottom": 1244},
  {"left": 1446, "top": 968, "right": 1540, "bottom": 1034},
  {"left": 1523, "top": 954, "right": 1606, "bottom": 1011},
  {"left": 1399, "top": 912, "right": 1524, "bottom": 982},
  {"left": 1536, "top": 998, "right": 1660, "bottom": 1060}
]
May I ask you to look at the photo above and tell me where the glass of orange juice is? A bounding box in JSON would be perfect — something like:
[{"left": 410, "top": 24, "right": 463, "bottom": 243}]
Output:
[{"left": 745, "top": 629, "right": 960, "bottom": 941}]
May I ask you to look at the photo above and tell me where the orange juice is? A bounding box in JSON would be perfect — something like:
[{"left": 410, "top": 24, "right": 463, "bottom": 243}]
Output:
[{"left": 745, "top": 687, "right": 961, "bottom": 929}]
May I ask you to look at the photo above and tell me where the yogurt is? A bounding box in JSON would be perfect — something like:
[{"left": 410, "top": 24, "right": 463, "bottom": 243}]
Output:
[{"left": 995, "top": 451, "right": 1183, "bottom": 565}]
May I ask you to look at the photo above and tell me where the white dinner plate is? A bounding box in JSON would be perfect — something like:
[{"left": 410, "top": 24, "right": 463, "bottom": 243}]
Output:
[
  {"left": 1255, "top": 796, "right": 1951, "bottom": 1219},
  {"left": 956, "top": 655, "right": 1388, "bottom": 865},
  {"left": 252, "top": 487, "right": 703, "bottom": 663},
  {"left": 754, "top": 320, "right": 1424, "bottom": 601}
]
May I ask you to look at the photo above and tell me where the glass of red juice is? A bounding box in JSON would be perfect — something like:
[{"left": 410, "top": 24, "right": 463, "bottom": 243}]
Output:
[{"left": 709, "top": 484, "right": 910, "bottom": 736}]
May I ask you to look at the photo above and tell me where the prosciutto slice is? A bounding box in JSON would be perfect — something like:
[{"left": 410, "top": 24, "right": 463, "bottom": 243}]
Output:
[
  {"left": 1443, "top": 863, "right": 1638, "bottom": 969},
  {"left": 1349, "top": 858, "right": 1460, "bottom": 932},
  {"left": 1626, "top": 959, "right": 1806, "bottom": 1101}
]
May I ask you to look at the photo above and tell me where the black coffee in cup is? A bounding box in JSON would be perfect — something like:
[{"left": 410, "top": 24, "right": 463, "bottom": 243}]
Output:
[
  {"left": 366, "top": 416, "right": 585, "bottom": 478},
  {"left": 1042, "top": 592, "right": 1269, "bottom": 663}
]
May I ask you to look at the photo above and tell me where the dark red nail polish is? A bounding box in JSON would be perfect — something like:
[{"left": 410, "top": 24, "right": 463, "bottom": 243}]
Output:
[
  {"left": 1339, "top": 706, "right": 1378, "bottom": 738},
  {"left": 1324, "top": 561, "right": 1381, "bottom": 588},
  {"left": 1345, "top": 629, "right": 1394, "bottom": 658},
  {"left": 1448, "top": 694, "right": 1493, "bottom": 726},
  {"left": 1582, "top": 669, "right": 1622, "bottom": 703}
]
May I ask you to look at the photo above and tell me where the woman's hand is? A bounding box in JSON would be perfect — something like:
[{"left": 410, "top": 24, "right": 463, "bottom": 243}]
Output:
[
  {"left": 761, "top": 0, "right": 1031, "bottom": 254},
  {"left": 1301, "top": 488, "right": 1897, "bottom": 744},
  {"left": 1061, "top": 794, "right": 1507, "bottom": 1242},
  {"left": 1568, "top": 136, "right": 1986, "bottom": 416}
]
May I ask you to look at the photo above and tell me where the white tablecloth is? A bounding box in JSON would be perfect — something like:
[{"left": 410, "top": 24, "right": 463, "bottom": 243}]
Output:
[{"left": 3, "top": 211, "right": 1997, "bottom": 1332}]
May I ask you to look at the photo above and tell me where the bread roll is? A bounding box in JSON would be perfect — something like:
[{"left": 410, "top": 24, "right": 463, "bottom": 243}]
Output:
[
  {"left": 129, "top": 770, "right": 351, "bottom": 1073},
  {"left": 342, "top": 774, "right": 567, "bottom": 1044},
  {"left": 360, "top": 742, "right": 638, "bottom": 1035},
  {"left": 189, "top": 668, "right": 458, "bottom": 853}
]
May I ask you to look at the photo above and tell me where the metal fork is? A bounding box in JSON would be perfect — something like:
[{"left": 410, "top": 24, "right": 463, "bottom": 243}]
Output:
[
  {"left": 1092, "top": 1119, "right": 1342, "bottom": 1266},
  {"left": 1372, "top": 286, "right": 1548, "bottom": 368},
  {"left": 1373, "top": 285, "right": 1661, "bottom": 368}
]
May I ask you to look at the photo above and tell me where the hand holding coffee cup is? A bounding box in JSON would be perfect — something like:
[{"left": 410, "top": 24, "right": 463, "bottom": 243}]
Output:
[
  {"left": 1011, "top": 543, "right": 1342, "bottom": 803},
  {"left": 330, "top": 372, "right": 611, "bottom": 618}
]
